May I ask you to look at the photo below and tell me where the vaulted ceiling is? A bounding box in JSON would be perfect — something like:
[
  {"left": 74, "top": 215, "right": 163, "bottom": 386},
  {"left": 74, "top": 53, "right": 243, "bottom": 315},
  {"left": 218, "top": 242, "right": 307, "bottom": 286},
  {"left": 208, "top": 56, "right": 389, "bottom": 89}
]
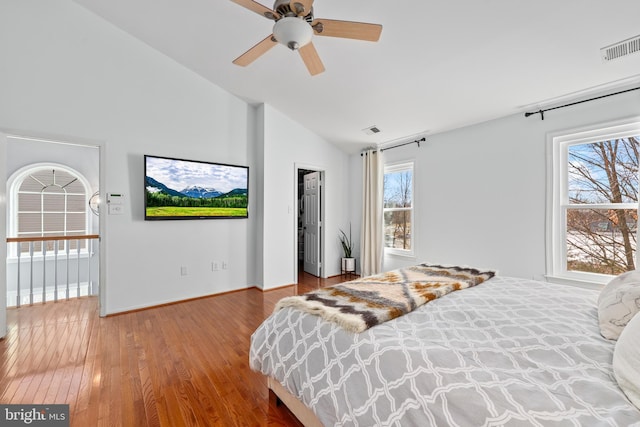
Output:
[{"left": 73, "top": 0, "right": 640, "bottom": 153}]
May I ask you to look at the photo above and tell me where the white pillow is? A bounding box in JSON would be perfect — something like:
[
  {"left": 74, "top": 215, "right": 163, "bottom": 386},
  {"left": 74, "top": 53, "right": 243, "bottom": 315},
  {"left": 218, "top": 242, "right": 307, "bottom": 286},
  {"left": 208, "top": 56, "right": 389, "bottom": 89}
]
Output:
[
  {"left": 613, "top": 312, "right": 640, "bottom": 409},
  {"left": 598, "top": 270, "right": 640, "bottom": 340}
]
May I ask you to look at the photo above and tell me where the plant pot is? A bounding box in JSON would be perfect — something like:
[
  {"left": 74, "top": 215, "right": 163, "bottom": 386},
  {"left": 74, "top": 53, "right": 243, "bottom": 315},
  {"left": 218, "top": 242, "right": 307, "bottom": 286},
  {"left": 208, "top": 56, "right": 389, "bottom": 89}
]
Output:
[{"left": 341, "top": 257, "right": 356, "bottom": 273}]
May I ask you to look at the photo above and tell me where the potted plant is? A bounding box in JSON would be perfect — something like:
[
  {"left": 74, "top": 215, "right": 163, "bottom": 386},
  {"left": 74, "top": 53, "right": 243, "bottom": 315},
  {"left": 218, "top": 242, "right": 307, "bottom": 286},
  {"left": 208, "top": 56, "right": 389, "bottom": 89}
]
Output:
[{"left": 339, "top": 225, "right": 356, "bottom": 274}]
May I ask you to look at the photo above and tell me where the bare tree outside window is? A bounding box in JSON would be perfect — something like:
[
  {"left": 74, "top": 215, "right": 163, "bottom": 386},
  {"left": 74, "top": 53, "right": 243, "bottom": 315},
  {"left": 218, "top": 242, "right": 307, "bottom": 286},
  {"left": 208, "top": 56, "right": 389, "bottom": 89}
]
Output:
[
  {"left": 566, "top": 136, "right": 640, "bottom": 275},
  {"left": 383, "top": 165, "right": 413, "bottom": 251}
]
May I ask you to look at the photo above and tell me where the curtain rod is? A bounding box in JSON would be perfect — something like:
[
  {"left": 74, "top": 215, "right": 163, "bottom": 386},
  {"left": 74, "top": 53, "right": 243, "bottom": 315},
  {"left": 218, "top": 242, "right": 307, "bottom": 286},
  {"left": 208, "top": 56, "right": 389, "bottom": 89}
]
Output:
[
  {"left": 360, "top": 137, "right": 425, "bottom": 156},
  {"left": 524, "top": 86, "right": 640, "bottom": 120}
]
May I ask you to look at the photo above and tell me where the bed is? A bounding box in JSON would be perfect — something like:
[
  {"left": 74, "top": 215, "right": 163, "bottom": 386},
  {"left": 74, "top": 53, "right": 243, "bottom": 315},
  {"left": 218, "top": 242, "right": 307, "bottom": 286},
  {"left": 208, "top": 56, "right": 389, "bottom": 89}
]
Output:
[{"left": 250, "top": 265, "right": 640, "bottom": 426}]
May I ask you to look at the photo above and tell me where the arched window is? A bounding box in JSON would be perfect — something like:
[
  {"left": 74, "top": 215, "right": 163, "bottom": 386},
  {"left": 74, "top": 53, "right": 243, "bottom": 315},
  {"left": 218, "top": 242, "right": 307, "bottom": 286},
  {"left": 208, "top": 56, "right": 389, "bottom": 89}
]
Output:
[{"left": 8, "top": 163, "right": 92, "bottom": 255}]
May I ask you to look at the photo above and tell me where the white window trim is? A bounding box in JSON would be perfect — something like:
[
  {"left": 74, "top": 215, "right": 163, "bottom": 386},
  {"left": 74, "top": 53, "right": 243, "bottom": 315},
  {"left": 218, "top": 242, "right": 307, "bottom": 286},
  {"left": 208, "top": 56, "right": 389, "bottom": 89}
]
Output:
[
  {"left": 383, "top": 161, "right": 415, "bottom": 258},
  {"left": 546, "top": 117, "right": 640, "bottom": 286},
  {"left": 7, "top": 162, "right": 94, "bottom": 259}
]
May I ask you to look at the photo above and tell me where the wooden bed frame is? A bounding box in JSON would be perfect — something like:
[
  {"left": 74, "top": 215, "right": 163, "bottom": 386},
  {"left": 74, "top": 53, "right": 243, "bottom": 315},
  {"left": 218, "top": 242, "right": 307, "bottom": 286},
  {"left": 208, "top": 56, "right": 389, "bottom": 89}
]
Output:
[{"left": 268, "top": 376, "right": 324, "bottom": 427}]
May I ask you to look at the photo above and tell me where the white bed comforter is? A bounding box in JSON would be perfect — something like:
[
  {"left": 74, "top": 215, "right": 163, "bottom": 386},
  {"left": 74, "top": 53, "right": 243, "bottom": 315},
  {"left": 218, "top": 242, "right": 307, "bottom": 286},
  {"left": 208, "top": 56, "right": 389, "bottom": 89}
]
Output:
[{"left": 250, "top": 276, "right": 640, "bottom": 426}]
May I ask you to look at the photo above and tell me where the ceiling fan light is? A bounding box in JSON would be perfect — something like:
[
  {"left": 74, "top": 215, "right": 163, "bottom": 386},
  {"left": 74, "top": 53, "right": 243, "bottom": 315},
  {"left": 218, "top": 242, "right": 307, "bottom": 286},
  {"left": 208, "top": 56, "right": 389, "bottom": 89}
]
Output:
[{"left": 273, "top": 17, "right": 313, "bottom": 50}]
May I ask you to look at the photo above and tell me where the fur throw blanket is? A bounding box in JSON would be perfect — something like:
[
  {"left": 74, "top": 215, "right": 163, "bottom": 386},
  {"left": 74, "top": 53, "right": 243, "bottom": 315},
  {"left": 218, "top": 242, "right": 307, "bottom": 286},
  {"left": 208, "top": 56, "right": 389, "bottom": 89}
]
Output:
[{"left": 275, "top": 264, "right": 496, "bottom": 333}]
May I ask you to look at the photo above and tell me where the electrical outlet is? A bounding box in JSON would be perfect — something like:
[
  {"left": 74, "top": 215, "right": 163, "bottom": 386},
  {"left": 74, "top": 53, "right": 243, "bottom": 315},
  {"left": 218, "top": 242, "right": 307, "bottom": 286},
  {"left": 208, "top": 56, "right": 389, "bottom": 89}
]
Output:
[
  {"left": 212, "top": 261, "right": 219, "bottom": 271},
  {"left": 222, "top": 261, "right": 228, "bottom": 270},
  {"left": 180, "top": 266, "right": 188, "bottom": 276}
]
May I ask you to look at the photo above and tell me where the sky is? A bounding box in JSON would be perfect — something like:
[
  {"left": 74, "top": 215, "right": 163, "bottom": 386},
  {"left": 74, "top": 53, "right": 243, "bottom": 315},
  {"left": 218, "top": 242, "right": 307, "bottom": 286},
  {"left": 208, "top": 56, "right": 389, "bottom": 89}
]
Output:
[
  {"left": 384, "top": 170, "right": 412, "bottom": 207},
  {"left": 568, "top": 137, "right": 639, "bottom": 204},
  {"left": 145, "top": 156, "right": 248, "bottom": 193}
]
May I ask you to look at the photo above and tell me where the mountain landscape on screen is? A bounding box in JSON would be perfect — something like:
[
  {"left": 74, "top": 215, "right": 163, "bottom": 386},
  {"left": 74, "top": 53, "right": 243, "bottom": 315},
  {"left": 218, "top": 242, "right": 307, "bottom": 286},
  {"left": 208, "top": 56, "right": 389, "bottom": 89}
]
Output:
[
  {"left": 145, "top": 178, "right": 245, "bottom": 200},
  {"left": 180, "top": 185, "right": 223, "bottom": 199},
  {"left": 144, "top": 155, "right": 249, "bottom": 220}
]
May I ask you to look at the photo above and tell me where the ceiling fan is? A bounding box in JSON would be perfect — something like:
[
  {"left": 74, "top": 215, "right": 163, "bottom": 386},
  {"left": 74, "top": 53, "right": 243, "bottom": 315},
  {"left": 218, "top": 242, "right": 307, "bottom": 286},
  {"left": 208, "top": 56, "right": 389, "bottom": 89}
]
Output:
[{"left": 231, "top": 0, "right": 383, "bottom": 75}]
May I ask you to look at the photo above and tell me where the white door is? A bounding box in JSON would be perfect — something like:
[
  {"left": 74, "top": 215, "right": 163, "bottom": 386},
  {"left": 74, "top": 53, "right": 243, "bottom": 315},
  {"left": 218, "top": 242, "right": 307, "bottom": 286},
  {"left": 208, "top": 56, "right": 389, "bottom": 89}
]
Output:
[{"left": 303, "top": 171, "right": 321, "bottom": 276}]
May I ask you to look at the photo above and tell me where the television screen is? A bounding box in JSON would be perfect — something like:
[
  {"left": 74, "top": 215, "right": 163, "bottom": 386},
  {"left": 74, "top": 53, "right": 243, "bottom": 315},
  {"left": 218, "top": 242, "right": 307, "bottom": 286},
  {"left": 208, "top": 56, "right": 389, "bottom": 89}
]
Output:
[{"left": 144, "top": 154, "right": 248, "bottom": 220}]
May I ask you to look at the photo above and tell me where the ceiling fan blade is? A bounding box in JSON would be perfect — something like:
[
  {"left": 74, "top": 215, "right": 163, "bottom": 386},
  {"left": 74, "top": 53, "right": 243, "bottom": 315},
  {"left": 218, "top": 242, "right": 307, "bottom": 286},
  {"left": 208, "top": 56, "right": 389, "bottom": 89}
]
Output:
[
  {"left": 312, "top": 19, "right": 382, "bottom": 42},
  {"left": 290, "top": 0, "right": 314, "bottom": 16},
  {"left": 230, "top": 0, "right": 280, "bottom": 20},
  {"left": 299, "top": 42, "right": 325, "bottom": 76},
  {"left": 232, "top": 35, "right": 278, "bottom": 67}
]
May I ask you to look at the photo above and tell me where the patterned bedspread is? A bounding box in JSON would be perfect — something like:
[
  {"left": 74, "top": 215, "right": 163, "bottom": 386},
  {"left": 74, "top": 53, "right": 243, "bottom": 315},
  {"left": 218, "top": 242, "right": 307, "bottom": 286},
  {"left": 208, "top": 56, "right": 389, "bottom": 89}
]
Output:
[
  {"left": 275, "top": 264, "right": 495, "bottom": 333},
  {"left": 250, "top": 276, "right": 640, "bottom": 426}
]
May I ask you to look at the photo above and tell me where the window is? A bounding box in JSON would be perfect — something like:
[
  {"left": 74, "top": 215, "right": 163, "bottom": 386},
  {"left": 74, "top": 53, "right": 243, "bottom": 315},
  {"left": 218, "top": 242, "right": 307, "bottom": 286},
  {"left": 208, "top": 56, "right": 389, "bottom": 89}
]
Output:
[
  {"left": 383, "top": 162, "right": 414, "bottom": 255},
  {"left": 548, "top": 120, "right": 640, "bottom": 284},
  {"left": 9, "top": 164, "right": 91, "bottom": 255}
]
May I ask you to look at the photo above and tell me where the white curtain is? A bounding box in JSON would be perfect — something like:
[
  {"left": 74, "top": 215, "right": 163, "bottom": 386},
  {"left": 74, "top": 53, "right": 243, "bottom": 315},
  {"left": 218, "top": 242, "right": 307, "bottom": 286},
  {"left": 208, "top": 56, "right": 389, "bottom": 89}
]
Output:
[{"left": 360, "top": 149, "right": 383, "bottom": 277}]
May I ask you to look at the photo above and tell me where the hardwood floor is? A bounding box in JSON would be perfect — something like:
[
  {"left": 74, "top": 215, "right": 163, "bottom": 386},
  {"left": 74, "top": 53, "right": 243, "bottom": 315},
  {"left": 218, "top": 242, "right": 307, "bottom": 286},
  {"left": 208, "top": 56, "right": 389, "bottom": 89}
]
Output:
[{"left": 0, "top": 270, "right": 348, "bottom": 426}]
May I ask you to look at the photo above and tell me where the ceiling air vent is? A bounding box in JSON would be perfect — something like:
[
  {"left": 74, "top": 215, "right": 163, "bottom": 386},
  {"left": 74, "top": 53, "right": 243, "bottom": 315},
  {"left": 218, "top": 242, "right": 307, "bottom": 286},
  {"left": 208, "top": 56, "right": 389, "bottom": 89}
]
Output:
[
  {"left": 601, "top": 34, "right": 640, "bottom": 62},
  {"left": 363, "top": 125, "right": 381, "bottom": 135}
]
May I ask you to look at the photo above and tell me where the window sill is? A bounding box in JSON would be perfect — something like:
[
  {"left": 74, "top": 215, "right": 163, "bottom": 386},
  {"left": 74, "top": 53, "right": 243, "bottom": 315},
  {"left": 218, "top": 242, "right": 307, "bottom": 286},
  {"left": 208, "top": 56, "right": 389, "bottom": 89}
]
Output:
[
  {"left": 544, "top": 274, "right": 606, "bottom": 291},
  {"left": 384, "top": 250, "right": 416, "bottom": 259}
]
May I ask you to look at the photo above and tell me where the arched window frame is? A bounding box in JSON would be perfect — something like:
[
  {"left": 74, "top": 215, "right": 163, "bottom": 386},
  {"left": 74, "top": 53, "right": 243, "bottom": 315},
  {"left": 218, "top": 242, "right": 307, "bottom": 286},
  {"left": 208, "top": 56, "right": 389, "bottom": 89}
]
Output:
[{"left": 7, "top": 162, "right": 94, "bottom": 258}]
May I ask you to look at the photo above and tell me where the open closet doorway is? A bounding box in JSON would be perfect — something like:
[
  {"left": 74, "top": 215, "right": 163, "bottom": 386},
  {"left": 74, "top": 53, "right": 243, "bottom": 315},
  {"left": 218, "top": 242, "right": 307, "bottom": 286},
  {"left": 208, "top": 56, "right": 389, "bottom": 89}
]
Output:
[{"left": 296, "top": 166, "right": 325, "bottom": 279}]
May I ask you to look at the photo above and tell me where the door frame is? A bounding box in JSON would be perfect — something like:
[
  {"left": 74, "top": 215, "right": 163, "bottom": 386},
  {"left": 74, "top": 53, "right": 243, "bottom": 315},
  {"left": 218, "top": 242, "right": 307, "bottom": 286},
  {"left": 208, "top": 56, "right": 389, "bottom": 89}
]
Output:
[
  {"left": 1, "top": 129, "right": 107, "bottom": 323},
  {"left": 294, "top": 163, "right": 325, "bottom": 281},
  {"left": 0, "top": 132, "right": 7, "bottom": 338}
]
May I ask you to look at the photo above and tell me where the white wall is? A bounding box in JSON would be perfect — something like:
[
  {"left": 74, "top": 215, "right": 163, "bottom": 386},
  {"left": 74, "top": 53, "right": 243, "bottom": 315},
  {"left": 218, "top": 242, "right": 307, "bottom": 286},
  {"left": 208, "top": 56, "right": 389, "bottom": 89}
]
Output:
[
  {"left": 261, "top": 105, "right": 350, "bottom": 289},
  {"left": 351, "top": 89, "right": 640, "bottom": 280},
  {"left": 7, "top": 139, "right": 99, "bottom": 194},
  {"left": 0, "top": 0, "right": 352, "bottom": 314},
  {"left": 0, "top": 0, "right": 261, "bottom": 314}
]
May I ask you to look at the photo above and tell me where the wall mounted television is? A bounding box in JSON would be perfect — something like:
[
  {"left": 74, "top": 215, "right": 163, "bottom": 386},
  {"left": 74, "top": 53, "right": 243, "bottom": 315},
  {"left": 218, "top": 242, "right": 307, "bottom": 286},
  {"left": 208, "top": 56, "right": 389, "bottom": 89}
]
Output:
[{"left": 144, "top": 154, "right": 248, "bottom": 220}]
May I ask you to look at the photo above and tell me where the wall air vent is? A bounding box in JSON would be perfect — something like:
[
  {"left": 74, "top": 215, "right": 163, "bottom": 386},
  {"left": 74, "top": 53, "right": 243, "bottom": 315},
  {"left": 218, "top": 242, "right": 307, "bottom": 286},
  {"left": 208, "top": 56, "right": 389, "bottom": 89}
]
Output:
[
  {"left": 363, "top": 125, "right": 381, "bottom": 135},
  {"left": 601, "top": 34, "right": 640, "bottom": 62}
]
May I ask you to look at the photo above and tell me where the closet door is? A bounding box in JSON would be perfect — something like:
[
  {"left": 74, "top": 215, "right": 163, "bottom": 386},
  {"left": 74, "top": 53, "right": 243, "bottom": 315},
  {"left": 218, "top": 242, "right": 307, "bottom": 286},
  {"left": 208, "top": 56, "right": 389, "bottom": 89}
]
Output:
[{"left": 303, "top": 171, "right": 321, "bottom": 277}]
